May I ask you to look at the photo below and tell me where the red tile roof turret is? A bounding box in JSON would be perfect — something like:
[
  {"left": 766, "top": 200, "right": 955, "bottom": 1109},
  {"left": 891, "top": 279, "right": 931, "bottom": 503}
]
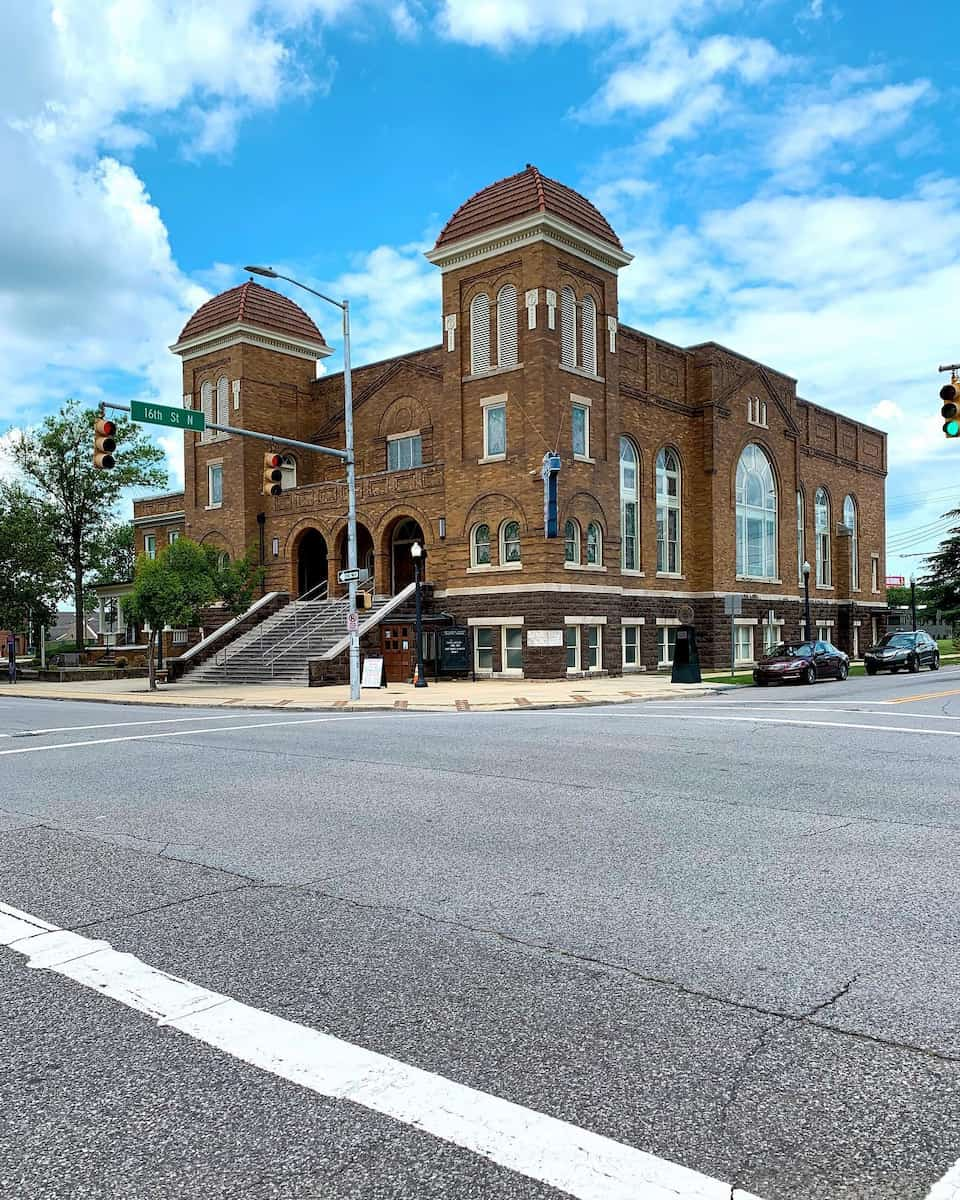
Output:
[
  {"left": 178, "top": 281, "right": 328, "bottom": 347},
  {"left": 433, "top": 164, "right": 622, "bottom": 251}
]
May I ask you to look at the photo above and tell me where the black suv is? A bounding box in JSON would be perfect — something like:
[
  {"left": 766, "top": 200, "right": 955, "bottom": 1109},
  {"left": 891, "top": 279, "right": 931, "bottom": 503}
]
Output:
[{"left": 864, "top": 631, "right": 940, "bottom": 675}]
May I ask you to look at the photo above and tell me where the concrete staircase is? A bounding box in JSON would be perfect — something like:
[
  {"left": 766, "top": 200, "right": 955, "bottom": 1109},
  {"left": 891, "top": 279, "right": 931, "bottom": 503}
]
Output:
[{"left": 186, "top": 585, "right": 413, "bottom": 685}]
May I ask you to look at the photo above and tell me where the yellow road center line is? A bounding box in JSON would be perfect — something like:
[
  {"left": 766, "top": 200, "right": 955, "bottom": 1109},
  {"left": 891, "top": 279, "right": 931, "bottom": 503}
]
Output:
[{"left": 888, "top": 688, "right": 960, "bottom": 705}]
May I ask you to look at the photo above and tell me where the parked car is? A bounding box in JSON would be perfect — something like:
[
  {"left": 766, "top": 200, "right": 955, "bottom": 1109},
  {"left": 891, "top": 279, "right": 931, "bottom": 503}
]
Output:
[
  {"left": 864, "top": 631, "right": 940, "bottom": 675},
  {"left": 753, "top": 640, "right": 849, "bottom": 686}
]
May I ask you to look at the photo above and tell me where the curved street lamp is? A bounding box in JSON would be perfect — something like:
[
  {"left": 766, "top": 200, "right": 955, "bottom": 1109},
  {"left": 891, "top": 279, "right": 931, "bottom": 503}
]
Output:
[
  {"left": 411, "top": 540, "right": 428, "bottom": 688},
  {"left": 802, "top": 559, "right": 812, "bottom": 641}
]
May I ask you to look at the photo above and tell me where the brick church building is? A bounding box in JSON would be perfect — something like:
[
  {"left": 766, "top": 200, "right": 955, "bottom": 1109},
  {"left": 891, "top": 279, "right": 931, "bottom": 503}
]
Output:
[{"left": 130, "top": 164, "right": 888, "bottom": 680}]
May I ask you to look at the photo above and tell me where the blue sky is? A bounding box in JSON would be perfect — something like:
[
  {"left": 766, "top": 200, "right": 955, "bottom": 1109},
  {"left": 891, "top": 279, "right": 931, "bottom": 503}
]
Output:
[{"left": 1, "top": 0, "right": 958, "bottom": 579}]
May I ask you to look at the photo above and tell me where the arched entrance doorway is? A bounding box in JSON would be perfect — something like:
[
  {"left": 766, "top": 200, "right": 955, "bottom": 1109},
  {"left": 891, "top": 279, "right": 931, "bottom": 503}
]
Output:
[
  {"left": 390, "top": 517, "right": 425, "bottom": 594},
  {"left": 338, "top": 524, "right": 375, "bottom": 591},
  {"left": 296, "top": 529, "right": 328, "bottom": 597}
]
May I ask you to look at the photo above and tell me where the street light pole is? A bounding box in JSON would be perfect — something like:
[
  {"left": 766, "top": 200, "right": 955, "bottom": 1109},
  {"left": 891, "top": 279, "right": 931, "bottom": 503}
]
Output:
[
  {"left": 244, "top": 265, "right": 360, "bottom": 702},
  {"left": 802, "top": 560, "right": 812, "bottom": 641},
  {"left": 910, "top": 574, "right": 917, "bottom": 632},
  {"left": 410, "top": 540, "right": 427, "bottom": 688}
]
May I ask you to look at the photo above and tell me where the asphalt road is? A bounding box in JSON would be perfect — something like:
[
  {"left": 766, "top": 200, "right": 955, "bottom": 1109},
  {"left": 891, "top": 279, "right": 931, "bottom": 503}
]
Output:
[{"left": 2, "top": 666, "right": 960, "bottom": 1199}]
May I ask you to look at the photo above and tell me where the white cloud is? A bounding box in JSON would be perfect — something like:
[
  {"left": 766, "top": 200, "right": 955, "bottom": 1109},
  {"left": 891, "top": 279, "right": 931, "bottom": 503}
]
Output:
[
  {"left": 772, "top": 79, "right": 931, "bottom": 171},
  {"left": 437, "top": 0, "right": 734, "bottom": 48},
  {"left": 580, "top": 33, "right": 788, "bottom": 121},
  {"left": 389, "top": 2, "right": 419, "bottom": 38},
  {"left": 0, "top": 1, "right": 373, "bottom": 490}
]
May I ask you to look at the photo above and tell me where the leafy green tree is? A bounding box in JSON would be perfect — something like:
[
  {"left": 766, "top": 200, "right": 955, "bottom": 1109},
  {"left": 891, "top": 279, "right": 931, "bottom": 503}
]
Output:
[
  {"left": 122, "top": 538, "right": 217, "bottom": 690},
  {"left": 9, "top": 400, "right": 166, "bottom": 649},
  {"left": 922, "top": 507, "right": 960, "bottom": 621},
  {"left": 0, "top": 483, "right": 68, "bottom": 636},
  {"left": 89, "top": 521, "right": 137, "bottom": 586},
  {"left": 213, "top": 545, "right": 265, "bottom": 618}
]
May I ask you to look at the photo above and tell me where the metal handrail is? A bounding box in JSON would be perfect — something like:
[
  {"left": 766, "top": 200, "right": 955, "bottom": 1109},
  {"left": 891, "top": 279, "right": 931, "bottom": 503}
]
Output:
[{"left": 264, "top": 578, "right": 377, "bottom": 675}]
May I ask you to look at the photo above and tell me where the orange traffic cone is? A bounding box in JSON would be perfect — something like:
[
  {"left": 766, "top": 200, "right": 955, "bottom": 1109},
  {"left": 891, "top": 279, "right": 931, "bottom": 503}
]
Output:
[{"left": 412, "top": 661, "right": 419, "bottom": 685}]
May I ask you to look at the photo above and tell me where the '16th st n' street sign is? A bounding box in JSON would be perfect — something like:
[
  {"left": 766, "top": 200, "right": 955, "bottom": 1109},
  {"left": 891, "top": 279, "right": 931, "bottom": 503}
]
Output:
[{"left": 130, "top": 400, "right": 205, "bottom": 433}]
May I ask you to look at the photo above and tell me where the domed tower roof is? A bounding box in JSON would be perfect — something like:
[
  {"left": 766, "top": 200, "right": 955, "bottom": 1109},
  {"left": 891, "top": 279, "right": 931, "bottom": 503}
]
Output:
[
  {"left": 426, "top": 164, "right": 632, "bottom": 272},
  {"left": 171, "top": 281, "right": 331, "bottom": 361}
]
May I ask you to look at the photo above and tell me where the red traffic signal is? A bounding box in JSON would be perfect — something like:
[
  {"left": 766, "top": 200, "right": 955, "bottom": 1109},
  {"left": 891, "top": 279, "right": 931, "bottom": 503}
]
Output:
[
  {"left": 941, "top": 381, "right": 960, "bottom": 438},
  {"left": 94, "top": 417, "right": 117, "bottom": 469},
  {"left": 262, "top": 451, "right": 283, "bottom": 495}
]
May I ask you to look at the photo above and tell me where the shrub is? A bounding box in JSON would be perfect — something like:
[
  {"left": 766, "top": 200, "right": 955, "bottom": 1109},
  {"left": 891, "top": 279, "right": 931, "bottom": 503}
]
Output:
[{"left": 114, "top": 657, "right": 128, "bottom": 669}]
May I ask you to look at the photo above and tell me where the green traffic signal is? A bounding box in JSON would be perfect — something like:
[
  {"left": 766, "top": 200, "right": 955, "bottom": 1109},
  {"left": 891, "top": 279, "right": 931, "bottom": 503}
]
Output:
[{"left": 941, "top": 381, "right": 960, "bottom": 438}]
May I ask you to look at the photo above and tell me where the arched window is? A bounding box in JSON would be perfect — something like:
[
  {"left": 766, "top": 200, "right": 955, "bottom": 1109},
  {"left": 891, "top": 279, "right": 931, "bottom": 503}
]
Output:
[
  {"left": 200, "top": 381, "right": 213, "bottom": 441},
  {"left": 564, "top": 519, "right": 580, "bottom": 564},
  {"left": 496, "top": 285, "right": 518, "bottom": 369},
  {"left": 581, "top": 295, "right": 597, "bottom": 375},
  {"left": 735, "top": 444, "right": 778, "bottom": 579},
  {"left": 281, "top": 454, "right": 297, "bottom": 490},
  {"left": 655, "top": 448, "right": 681, "bottom": 574},
  {"left": 843, "top": 494, "right": 858, "bottom": 590},
  {"left": 815, "top": 488, "right": 831, "bottom": 586},
  {"left": 216, "top": 376, "right": 229, "bottom": 426},
  {"left": 560, "top": 286, "right": 576, "bottom": 367},
  {"left": 586, "top": 521, "right": 602, "bottom": 566},
  {"left": 217, "top": 551, "right": 230, "bottom": 572},
  {"left": 471, "top": 523, "right": 490, "bottom": 567},
  {"left": 796, "top": 489, "right": 804, "bottom": 584},
  {"left": 500, "top": 520, "right": 521, "bottom": 565},
  {"left": 620, "top": 437, "right": 639, "bottom": 570},
  {"left": 470, "top": 293, "right": 490, "bottom": 374}
]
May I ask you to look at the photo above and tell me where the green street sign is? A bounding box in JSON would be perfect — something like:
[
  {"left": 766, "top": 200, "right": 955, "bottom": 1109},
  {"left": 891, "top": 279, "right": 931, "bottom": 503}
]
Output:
[{"left": 130, "top": 400, "right": 205, "bottom": 432}]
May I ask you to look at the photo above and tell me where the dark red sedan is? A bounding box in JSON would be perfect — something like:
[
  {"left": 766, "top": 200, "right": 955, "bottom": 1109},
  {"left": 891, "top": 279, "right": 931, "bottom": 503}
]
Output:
[{"left": 753, "top": 640, "right": 849, "bottom": 686}]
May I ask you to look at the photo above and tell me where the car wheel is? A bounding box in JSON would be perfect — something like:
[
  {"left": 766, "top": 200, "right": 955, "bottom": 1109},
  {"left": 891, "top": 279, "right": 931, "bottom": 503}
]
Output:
[
  {"left": 756, "top": 678, "right": 769, "bottom": 687},
  {"left": 803, "top": 665, "right": 816, "bottom": 685},
  {"left": 932, "top": 654, "right": 940, "bottom": 671},
  {"left": 837, "top": 662, "right": 848, "bottom": 681},
  {"left": 908, "top": 654, "right": 920, "bottom": 673}
]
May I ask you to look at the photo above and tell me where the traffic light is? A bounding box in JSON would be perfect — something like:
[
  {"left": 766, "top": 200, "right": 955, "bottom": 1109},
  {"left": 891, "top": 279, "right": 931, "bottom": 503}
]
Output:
[
  {"left": 262, "top": 452, "right": 283, "bottom": 495},
  {"left": 93, "top": 417, "right": 117, "bottom": 469},
  {"left": 942, "top": 379, "right": 960, "bottom": 438}
]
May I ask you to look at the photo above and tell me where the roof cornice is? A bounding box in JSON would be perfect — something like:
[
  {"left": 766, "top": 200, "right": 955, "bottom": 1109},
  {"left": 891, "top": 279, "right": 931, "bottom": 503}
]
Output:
[
  {"left": 425, "top": 212, "right": 633, "bottom": 274},
  {"left": 169, "top": 321, "right": 333, "bottom": 363}
]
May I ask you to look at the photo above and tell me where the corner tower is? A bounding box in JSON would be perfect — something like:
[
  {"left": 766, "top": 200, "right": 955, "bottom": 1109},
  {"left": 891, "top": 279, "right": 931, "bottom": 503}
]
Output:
[
  {"left": 170, "top": 281, "right": 331, "bottom": 560},
  {"left": 425, "top": 165, "right": 632, "bottom": 584}
]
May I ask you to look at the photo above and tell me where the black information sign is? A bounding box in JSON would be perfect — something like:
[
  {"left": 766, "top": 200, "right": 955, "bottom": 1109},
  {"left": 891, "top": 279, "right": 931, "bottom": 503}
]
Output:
[
  {"left": 671, "top": 625, "right": 702, "bottom": 684},
  {"left": 439, "top": 627, "right": 470, "bottom": 674}
]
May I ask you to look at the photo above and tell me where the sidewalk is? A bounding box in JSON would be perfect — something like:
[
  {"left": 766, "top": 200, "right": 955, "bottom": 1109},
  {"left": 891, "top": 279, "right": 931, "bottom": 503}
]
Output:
[{"left": 0, "top": 672, "right": 732, "bottom": 713}]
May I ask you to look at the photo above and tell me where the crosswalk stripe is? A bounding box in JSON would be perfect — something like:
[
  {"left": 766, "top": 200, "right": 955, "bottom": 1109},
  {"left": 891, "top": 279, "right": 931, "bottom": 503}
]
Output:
[{"left": 1, "top": 900, "right": 760, "bottom": 1200}]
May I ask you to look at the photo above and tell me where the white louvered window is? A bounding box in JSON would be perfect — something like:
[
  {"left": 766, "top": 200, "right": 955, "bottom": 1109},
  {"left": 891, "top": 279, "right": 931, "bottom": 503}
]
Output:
[
  {"left": 496, "top": 284, "right": 518, "bottom": 369},
  {"left": 560, "top": 286, "right": 576, "bottom": 367},
  {"left": 581, "top": 295, "right": 597, "bottom": 375},
  {"left": 200, "top": 381, "right": 213, "bottom": 442},
  {"left": 216, "top": 376, "right": 229, "bottom": 427},
  {"left": 470, "top": 293, "right": 491, "bottom": 374}
]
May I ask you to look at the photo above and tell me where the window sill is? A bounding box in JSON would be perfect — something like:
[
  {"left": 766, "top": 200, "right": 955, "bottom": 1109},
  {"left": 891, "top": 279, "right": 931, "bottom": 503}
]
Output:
[
  {"left": 493, "top": 670, "right": 524, "bottom": 679},
  {"left": 564, "top": 562, "right": 607, "bottom": 572},
  {"left": 573, "top": 454, "right": 595, "bottom": 465},
  {"left": 204, "top": 503, "right": 222, "bottom": 511},
  {"left": 622, "top": 664, "right": 646, "bottom": 673},
  {"left": 621, "top": 569, "right": 646, "bottom": 578},
  {"left": 560, "top": 364, "right": 605, "bottom": 383},
  {"left": 463, "top": 364, "right": 523, "bottom": 383},
  {"left": 736, "top": 575, "right": 781, "bottom": 584},
  {"left": 466, "top": 562, "right": 522, "bottom": 574},
  {"left": 815, "top": 585, "right": 834, "bottom": 591},
  {"left": 478, "top": 454, "right": 506, "bottom": 465},
  {"left": 655, "top": 572, "right": 685, "bottom": 580}
]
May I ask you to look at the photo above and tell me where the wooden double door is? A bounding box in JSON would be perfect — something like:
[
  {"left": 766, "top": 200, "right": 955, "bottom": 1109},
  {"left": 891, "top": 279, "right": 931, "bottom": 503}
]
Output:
[{"left": 381, "top": 623, "right": 414, "bottom": 683}]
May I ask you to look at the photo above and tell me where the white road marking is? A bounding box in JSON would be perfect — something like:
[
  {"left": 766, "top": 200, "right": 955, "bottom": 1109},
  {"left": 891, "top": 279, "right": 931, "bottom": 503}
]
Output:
[
  {"left": 926, "top": 1158, "right": 960, "bottom": 1199},
  {"left": 0, "top": 713, "right": 401, "bottom": 758},
  {"left": 0, "top": 901, "right": 761, "bottom": 1200},
  {"left": 566, "top": 712, "right": 960, "bottom": 738},
  {"left": 645, "top": 704, "right": 960, "bottom": 722},
  {"left": 0, "top": 713, "right": 279, "bottom": 739}
]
